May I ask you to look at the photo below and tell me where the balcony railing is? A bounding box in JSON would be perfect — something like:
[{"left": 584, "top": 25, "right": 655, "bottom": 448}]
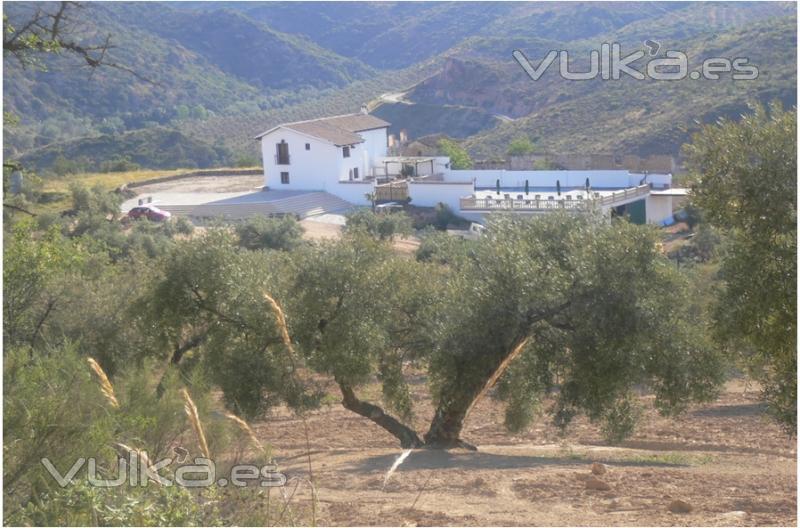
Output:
[
  {"left": 275, "top": 154, "right": 290, "bottom": 165},
  {"left": 459, "top": 184, "right": 651, "bottom": 212}
]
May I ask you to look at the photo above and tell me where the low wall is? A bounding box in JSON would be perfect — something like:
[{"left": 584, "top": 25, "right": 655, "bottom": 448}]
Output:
[
  {"left": 451, "top": 170, "right": 671, "bottom": 189},
  {"left": 330, "top": 181, "right": 374, "bottom": 206},
  {"left": 408, "top": 180, "right": 474, "bottom": 213}
]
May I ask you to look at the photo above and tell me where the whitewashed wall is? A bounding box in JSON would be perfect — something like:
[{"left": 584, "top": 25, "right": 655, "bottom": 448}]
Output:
[
  {"left": 646, "top": 195, "right": 673, "bottom": 224},
  {"left": 359, "top": 128, "right": 389, "bottom": 174},
  {"left": 338, "top": 143, "right": 363, "bottom": 182},
  {"left": 331, "top": 181, "right": 374, "bottom": 206},
  {"left": 408, "top": 181, "right": 475, "bottom": 212},
  {"left": 261, "top": 128, "right": 339, "bottom": 191}
]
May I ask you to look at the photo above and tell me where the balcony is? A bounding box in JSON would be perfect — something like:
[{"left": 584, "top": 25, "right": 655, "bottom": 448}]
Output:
[{"left": 275, "top": 154, "right": 290, "bottom": 165}]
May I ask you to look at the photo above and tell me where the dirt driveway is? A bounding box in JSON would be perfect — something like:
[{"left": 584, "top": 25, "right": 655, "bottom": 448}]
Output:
[
  {"left": 131, "top": 174, "right": 265, "bottom": 195},
  {"left": 251, "top": 380, "right": 796, "bottom": 526}
]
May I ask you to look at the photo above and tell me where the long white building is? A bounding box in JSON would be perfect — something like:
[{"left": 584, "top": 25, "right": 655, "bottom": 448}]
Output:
[{"left": 256, "top": 111, "right": 682, "bottom": 224}]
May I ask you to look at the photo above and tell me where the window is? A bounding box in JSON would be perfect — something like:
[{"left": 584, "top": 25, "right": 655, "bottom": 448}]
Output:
[
  {"left": 305, "top": 143, "right": 310, "bottom": 150},
  {"left": 276, "top": 141, "right": 290, "bottom": 165},
  {"left": 342, "top": 146, "right": 350, "bottom": 158},
  {"left": 280, "top": 172, "right": 289, "bottom": 184},
  {"left": 353, "top": 167, "right": 359, "bottom": 179}
]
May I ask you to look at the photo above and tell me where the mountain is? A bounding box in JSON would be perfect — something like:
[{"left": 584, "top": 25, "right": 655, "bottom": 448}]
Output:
[
  {"left": 456, "top": 15, "right": 796, "bottom": 158},
  {"left": 3, "top": 1, "right": 373, "bottom": 158},
  {"left": 3, "top": 1, "right": 796, "bottom": 172}
]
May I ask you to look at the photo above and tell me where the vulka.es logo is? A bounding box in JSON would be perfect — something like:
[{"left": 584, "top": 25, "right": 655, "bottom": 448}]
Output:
[
  {"left": 513, "top": 41, "right": 759, "bottom": 81},
  {"left": 42, "top": 453, "right": 287, "bottom": 488}
]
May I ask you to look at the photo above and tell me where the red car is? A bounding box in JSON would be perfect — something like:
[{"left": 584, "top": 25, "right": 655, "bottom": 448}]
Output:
[{"left": 127, "top": 205, "right": 172, "bottom": 222}]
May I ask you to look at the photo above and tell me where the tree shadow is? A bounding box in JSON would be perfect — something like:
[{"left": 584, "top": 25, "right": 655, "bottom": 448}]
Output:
[
  {"left": 691, "top": 402, "right": 768, "bottom": 417},
  {"left": 345, "top": 448, "right": 686, "bottom": 474}
]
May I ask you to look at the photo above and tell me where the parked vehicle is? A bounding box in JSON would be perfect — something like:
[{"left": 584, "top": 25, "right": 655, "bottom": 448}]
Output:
[
  {"left": 127, "top": 205, "right": 172, "bottom": 222},
  {"left": 447, "top": 222, "right": 486, "bottom": 240}
]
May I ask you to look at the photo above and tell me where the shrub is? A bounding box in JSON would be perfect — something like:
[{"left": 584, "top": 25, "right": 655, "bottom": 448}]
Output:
[
  {"left": 344, "top": 209, "right": 412, "bottom": 240},
  {"left": 175, "top": 216, "right": 195, "bottom": 236},
  {"left": 433, "top": 202, "right": 457, "bottom": 230},
  {"left": 235, "top": 215, "right": 303, "bottom": 251},
  {"left": 506, "top": 136, "right": 536, "bottom": 156}
]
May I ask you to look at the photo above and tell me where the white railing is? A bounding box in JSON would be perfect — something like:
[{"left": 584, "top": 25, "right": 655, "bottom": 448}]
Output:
[{"left": 459, "top": 184, "right": 651, "bottom": 212}]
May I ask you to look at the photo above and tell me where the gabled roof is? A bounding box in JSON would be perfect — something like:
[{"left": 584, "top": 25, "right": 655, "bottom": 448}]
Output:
[{"left": 255, "top": 113, "right": 390, "bottom": 146}]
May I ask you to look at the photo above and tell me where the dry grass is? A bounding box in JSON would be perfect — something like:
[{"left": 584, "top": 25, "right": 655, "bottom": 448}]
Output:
[
  {"left": 263, "top": 292, "right": 293, "bottom": 351},
  {"left": 42, "top": 169, "right": 195, "bottom": 193},
  {"left": 86, "top": 357, "right": 119, "bottom": 408},
  {"left": 224, "top": 412, "right": 266, "bottom": 454},
  {"left": 181, "top": 388, "right": 211, "bottom": 460}
]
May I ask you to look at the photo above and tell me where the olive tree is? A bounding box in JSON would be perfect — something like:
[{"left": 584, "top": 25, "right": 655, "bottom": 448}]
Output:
[
  {"left": 685, "top": 103, "right": 796, "bottom": 432},
  {"left": 421, "top": 214, "right": 723, "bottom": 447},
  {"left": 286, "top": 214, "right": 722, "bottom": 447},
  {"left": 141, "top": 229, "right": 314, "bottom": 417},
  {"left": 149, "top": 216, "right": 723, "bottom": 448}
]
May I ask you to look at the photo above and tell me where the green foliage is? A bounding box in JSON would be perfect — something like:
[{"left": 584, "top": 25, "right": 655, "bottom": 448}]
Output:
[
  {"left": 682, "top": 202, "right": 704, "bottom": 231},
  {"left": 14, "top": 481, "right": 219, "bottom": 527},
  {"left": 144, "top": 230, "right": 314, "bottom": 418},
  {"left": 506, "top": 136, "right": 536, "bottom": 156},
  {"left": 415, "top": 228, "right": 475, "bottom": 265},
  {"left": 3, "top": 346, "right": 116, "bottom": 499},
  {"left": 235, "top": 215, "right": 304, "bottom": 252},
  {"left": 3, "top": 346, "right": 237, "bottom": 526},
  {"left": 285, "top": 233, "right": 444, "bottom": 411},
  {"left": 175, "top": 216, "right": 195, "bottom": 236},
  {"left": 3, "top": 220, "right": 87, "bottom": 348},
  {"left": 433, "top": 202, "right": 458, "bottom": 230},
  {"left": 428, "top": 214, "right": 724, "bottom": 441},
  {"left": 685, "top": 102, "right": 797, "bottom": 432},
  {"left": 437, "top": 138, "right": 472, "bottom": 169},
  {"left": 344, "top": 209, "right": 413, "bottom": 240},
  {"left": 99, "top": 156, "right": 141, "bottom": 173},
  {"left": 20, "top": 128, "right": 232, "bottom": 174}
]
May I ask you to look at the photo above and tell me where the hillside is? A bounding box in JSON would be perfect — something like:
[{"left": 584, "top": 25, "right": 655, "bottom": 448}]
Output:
[
  {"left": 3, "top": 1, "right": 796, "bottom": 172},
  {"left": 18, "top": 128, "right": 231, "bottom": 173},
  {"left": 458, "top": 16, "right": 797, "bottom": 158},
  {"left": 3, "top": 1, "right": 373, "bottom": 158}
]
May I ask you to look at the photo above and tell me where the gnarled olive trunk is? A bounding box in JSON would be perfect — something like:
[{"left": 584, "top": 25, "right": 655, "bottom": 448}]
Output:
[
  {"left": 424, "top": 336, "right": 531, "bottom": 448},
  {"left": 336, "top": 336, "right": 532, "bottom": 449},
  {"left": 337, "top": 382, "right": 424, "bottom": 448}
]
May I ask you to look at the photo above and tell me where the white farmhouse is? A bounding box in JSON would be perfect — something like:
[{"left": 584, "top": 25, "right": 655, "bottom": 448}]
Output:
[
  {"left": 254, "top": 111, "right": 683, "bottom": 225},
  {"left": 255, "top": 110, "right": 392, "bottom": 202}
]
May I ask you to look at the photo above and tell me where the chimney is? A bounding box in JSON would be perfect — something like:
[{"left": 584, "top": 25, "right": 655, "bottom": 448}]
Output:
[{"left": 360, "top": 104, "right": 368, "bottom": 115}]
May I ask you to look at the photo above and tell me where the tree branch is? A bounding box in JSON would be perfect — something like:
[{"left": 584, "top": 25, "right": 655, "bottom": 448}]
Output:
[{"left": 337, "top": 381, "right": 423, "bottom": 448}]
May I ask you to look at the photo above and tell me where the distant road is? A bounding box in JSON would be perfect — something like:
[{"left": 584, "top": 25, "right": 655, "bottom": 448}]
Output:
[
  {"left": 374, "top": 90, "right": 515, "bottom": 125},
  {"left": 375, "top": 90, "right": 409, "bottom": 105}
]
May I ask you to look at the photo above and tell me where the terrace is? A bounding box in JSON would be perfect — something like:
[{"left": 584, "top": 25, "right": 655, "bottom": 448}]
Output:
[{"left": 459, "top": 184, "right": 651, "bottom": 212}]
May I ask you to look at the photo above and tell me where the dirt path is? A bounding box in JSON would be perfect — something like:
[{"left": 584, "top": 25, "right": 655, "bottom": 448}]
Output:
[{"left": 252, "top": 381, "right": 796, "bottom": 526}]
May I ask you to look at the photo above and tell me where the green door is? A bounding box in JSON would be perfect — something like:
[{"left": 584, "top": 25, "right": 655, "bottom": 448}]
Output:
[{"left": 626, "top": 198, "right": 647, "bottom": 224}]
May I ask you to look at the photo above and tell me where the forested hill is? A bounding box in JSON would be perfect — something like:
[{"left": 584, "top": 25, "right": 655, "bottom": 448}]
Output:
[{"left": 3, "top": 1, "right": 796, "bottom": 173}]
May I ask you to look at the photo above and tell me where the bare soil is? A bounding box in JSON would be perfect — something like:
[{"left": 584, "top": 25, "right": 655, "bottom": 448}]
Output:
[
  {"left": 131, "top": 174, "right": 264, "bottom": 195},
  {"left": 253, "top": 380, "right": 796, "bottom": 526}
]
